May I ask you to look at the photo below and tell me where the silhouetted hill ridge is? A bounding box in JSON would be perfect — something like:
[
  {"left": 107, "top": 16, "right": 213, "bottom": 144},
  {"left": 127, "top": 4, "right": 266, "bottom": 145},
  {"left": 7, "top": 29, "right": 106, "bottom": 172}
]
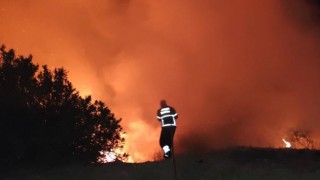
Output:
[{"left": 3, "top": 147, "right": 320, "bottom": 180}]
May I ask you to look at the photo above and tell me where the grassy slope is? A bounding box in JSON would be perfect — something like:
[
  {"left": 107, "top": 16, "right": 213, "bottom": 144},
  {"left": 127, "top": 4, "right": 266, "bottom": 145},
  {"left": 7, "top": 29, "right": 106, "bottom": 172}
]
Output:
[{"left": 2, "top": 147, "right": 320, "bottom": 180}]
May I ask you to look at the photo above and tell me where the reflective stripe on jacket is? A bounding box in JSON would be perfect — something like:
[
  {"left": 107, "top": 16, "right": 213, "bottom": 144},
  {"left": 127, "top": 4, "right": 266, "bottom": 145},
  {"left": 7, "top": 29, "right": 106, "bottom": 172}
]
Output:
[{"left": 157, "top": 106, "right": 178, "bottom": 127}]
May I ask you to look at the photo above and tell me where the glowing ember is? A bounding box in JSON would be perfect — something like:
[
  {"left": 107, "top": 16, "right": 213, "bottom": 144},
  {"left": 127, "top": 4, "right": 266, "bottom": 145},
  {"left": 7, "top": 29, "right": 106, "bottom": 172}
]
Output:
[{"left": 282, "top": 138, "right": 291, "bottom": 148}]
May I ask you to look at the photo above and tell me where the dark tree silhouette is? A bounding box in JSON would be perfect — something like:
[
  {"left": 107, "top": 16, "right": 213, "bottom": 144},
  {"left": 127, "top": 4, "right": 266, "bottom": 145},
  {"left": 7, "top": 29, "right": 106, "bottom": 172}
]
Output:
[{"left": 0, "top": 45, "right": 126, "bottom": 166}]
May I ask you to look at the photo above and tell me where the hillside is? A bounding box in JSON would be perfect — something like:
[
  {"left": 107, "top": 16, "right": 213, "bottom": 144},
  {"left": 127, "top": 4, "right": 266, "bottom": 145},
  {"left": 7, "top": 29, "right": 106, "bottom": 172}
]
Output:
[{"left": 2, "top": 147, "right": 320, "bottom": 180}]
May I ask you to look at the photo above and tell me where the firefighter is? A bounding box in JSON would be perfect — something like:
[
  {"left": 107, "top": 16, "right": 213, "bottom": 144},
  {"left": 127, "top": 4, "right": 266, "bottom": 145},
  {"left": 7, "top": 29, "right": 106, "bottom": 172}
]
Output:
[{"left": 156, "top": 100, "right": 178, "bottom": 158}]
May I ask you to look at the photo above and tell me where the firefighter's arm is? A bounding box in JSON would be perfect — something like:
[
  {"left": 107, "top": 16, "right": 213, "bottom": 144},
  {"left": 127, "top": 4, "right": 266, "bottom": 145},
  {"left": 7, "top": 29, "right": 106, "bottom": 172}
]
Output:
[
  {"left": 156, "top": 110, "right": 161, "bottom": 121},
  {"left": 171, "top": 107, "right": 178, "bottom": 119}
]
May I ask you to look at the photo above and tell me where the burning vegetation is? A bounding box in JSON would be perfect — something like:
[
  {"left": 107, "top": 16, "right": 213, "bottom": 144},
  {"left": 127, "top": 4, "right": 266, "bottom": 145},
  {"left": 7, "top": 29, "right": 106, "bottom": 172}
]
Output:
[{"left": 284, "top": 129, "right": 316, "bottom": 149}]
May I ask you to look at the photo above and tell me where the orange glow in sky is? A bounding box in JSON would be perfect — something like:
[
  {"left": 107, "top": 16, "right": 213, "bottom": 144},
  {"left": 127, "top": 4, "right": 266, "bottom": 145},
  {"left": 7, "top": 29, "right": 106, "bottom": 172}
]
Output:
[{"left": 1, "top": 0, "right": 320, "bottom": 161}]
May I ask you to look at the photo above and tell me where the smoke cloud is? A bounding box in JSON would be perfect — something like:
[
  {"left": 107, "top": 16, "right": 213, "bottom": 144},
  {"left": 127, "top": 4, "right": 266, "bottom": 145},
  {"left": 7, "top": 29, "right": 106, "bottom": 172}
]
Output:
[{"left": 1, "top": 0, "right": 320, "bottom": 161}]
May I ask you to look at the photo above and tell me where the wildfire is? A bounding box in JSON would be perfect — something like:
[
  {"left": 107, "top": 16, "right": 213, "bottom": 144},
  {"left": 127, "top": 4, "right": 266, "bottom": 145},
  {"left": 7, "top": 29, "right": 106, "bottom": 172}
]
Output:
[
  {"left": 282, "top": 138, "right": 291, "bottom": 148},
  {"left": 99, "top": 151, "right": 117, "bottom": 163},
  {"left": 98, "top": 133, "right": 134, "bottom": 163}
]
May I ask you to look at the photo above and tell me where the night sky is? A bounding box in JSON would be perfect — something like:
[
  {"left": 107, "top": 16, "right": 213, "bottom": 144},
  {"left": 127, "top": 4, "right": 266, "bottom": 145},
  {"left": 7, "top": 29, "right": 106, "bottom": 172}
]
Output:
[{"left": 1, "top": 0, "right": 320, "bottom": 162}]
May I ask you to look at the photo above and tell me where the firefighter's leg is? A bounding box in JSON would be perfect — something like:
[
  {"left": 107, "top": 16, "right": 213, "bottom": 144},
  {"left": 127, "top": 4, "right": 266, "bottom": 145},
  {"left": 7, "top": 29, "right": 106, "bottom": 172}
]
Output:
[
  {"left": 168, "top": 126, "right": 176, "bottom": 150},
  {"left": 160, "top": 128, "right": 171, "bottom": 158}
]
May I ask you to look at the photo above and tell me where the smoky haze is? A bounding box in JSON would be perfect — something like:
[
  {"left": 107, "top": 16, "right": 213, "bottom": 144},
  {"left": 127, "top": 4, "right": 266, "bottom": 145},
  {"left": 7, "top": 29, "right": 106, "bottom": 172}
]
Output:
[{"left": 1, "top": 0, "right": 320, "bottom": 161}]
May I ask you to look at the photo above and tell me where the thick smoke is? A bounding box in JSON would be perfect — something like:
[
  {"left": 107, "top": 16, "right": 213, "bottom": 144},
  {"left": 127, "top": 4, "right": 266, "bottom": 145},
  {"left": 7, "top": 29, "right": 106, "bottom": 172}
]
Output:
[{"left": 1, "top": 0, "right": 320, "bottom": 161}]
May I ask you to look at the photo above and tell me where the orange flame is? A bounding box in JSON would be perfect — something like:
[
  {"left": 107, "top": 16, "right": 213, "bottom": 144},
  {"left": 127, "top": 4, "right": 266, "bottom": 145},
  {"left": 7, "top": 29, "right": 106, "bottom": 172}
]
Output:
[
  {"left": 98, "top": 133, "right": 134, "bottom": 163},
  {"left": 282, "top": 138, "right": 291, "bottom": 148}
]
